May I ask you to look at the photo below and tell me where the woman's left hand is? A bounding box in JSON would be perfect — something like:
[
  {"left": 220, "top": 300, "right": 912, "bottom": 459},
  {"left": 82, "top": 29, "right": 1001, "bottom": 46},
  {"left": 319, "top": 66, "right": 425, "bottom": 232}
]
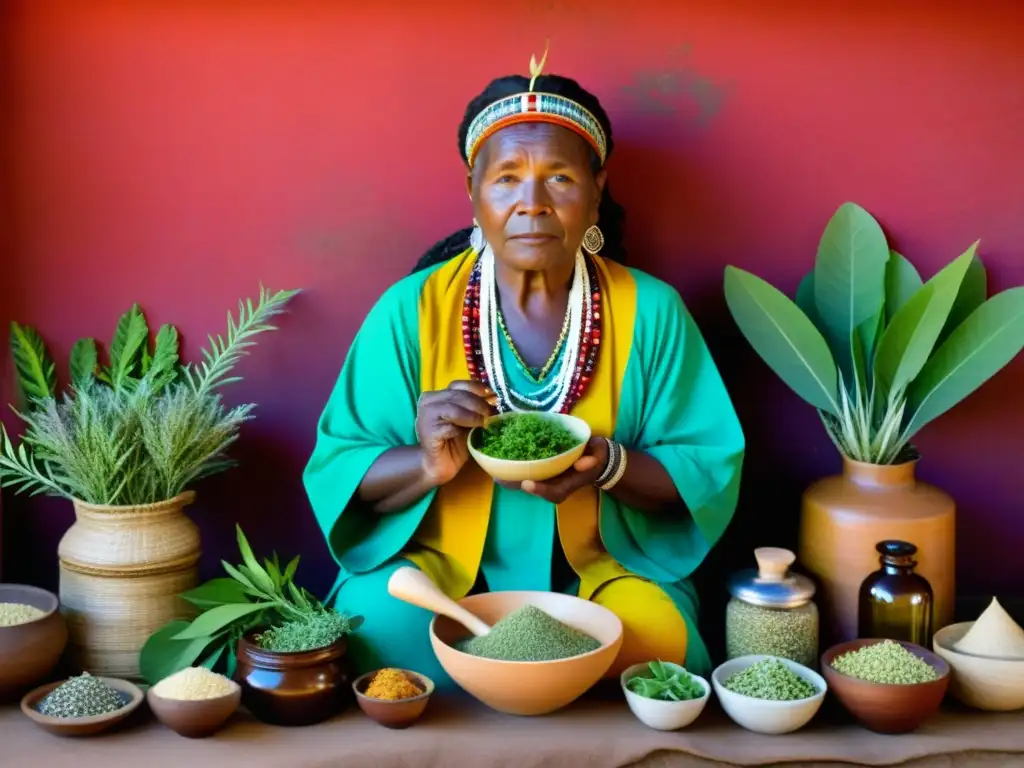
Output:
[{"left": 509, "top": 437, "right": 610, "bottom": 504}]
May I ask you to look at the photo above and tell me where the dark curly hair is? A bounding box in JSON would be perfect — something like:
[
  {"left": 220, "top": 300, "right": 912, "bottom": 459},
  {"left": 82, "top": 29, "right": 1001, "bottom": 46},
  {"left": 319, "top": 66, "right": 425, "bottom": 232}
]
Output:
[{"left": 411, "top": 73, "right": 626, "bottom": 273}]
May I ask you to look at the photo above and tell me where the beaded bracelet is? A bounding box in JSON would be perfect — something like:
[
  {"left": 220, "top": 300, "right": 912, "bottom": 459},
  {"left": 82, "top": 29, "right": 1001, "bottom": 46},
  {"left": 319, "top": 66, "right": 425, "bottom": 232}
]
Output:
[{"left": 595, "top": 438, "right": 628, "bottom": 491}]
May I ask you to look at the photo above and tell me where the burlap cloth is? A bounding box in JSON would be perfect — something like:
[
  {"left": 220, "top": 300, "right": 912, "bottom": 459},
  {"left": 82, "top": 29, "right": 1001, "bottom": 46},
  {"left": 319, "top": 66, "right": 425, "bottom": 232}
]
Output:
[{"left": 1, "top": 693, "right": 1021, "bottom": 767}]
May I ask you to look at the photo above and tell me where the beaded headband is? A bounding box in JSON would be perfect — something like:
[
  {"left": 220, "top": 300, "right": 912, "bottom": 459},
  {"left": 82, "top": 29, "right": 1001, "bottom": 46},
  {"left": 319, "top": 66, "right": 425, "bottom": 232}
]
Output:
[{"left": 464, "top": 44, "right": 609, "bottom": 169}]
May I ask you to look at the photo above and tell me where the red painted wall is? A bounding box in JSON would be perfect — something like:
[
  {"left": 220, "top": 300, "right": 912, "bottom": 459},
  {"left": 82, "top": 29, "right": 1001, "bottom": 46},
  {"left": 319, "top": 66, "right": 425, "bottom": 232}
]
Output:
[{"left": 3, "top": 2, "right": 1023, "bottom": 629}]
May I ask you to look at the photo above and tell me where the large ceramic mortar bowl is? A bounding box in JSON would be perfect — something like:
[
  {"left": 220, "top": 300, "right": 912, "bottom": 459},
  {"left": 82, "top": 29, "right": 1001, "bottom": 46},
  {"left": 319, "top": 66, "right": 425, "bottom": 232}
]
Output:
[
  {"left": 822, "top": 638, "right": 949, "bottom": 733},
  {"left": 0, "top": 584, "right": 69, "bottom": 701},
  {"left": 933, "top": 622, "right": 1024, "bottom": 711},
  {"left": 467, "top": 412, "right": 591, "bottom": 483},
  {"left": 429, "top": 590, "right": 623, "bottom": 716}
]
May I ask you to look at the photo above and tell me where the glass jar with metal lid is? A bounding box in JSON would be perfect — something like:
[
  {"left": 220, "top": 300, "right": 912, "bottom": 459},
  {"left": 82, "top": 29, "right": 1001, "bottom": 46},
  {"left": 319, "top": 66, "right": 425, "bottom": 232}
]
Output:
[{"left": 725, "top": 546, "right": 819, "bottom": 669}]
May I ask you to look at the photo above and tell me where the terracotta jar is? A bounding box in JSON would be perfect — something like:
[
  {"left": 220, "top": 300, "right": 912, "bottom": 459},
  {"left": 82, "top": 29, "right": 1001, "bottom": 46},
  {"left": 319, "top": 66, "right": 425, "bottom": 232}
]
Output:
[
  {"left": 798, "top": 457, "right": 954, "bottom": 648},
  {"left": 235, "top": 629, "right": 354, "bottom": 726},
  {"left": 57, "top": 491, "right": 200, "bottom": 679}
]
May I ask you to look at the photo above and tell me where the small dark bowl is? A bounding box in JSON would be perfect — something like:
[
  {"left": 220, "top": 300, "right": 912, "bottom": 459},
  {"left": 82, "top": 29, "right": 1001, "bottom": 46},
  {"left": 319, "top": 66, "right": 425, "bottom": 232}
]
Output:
[
  {"left": 0, "top": 584, "right": 69, "bottom": 701},
  {"left": 235, "top": 628, "right": 353, "bottom": 727},
  {"left": 353, "top": 669, "right": 434, "bottom": 729},
  {"left": 20, "top": 676, "right": 143, "bottom": 737},
  {"left": 821, "top": 638, "right": 950, "bottom": 734},
  {"left": 147, "top": 681, "right": 241, "bottom": 738}
]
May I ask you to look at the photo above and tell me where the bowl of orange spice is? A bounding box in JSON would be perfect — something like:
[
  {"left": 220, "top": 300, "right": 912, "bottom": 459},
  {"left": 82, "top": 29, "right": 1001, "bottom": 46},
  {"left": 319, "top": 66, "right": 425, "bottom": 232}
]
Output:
[{"left": 352, "top": 668, "right": 434, "bottom": 729}]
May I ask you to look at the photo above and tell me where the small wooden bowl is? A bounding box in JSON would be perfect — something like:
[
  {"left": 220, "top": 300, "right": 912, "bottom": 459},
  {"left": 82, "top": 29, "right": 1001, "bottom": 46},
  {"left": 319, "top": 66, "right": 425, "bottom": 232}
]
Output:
[
  {"left": 20, "top": 676, "right": 144, "bottom": 737},
  {"left": 0, "top": 584, "right": 69, "bottom": 701},
  {"left": 147, "top": 681, "right": 241, "bottom": 738},
  {"left": 467, "top": 412, "right": 591, "bottom": 483},
  {"left": 822, "top": 639, "right": 949, "bottom": 734},
  {"left": 353, "top": 669, "right": 434, "bottom": 729},
  {"left": 934, "top": 622, "right": 1024, "bottom": 711}
]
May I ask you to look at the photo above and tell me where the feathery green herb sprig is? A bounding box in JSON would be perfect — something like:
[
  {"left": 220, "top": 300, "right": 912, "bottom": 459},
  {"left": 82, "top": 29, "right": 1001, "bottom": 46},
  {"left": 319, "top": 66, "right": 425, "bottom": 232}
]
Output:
[{"left": 0, "top": 285, "right": 299, "bottom": 505}]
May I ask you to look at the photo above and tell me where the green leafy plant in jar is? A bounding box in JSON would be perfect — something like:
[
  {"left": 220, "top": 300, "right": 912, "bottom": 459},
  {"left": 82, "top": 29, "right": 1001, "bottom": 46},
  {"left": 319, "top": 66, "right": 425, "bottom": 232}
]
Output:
[{"left": 725, "top": 548, "right": 819, "bottom": 669}]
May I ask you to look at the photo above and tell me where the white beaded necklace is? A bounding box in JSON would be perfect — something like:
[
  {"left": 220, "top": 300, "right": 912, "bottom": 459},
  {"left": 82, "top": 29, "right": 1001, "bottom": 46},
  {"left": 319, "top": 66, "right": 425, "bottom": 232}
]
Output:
[{"left": 478, "top": 245, "right": 588, "bottom": 413}]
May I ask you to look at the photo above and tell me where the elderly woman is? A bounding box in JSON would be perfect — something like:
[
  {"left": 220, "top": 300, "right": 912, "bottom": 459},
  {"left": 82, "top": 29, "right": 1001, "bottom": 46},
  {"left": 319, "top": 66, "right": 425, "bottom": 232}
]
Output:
[{"left": 304, "top": 53, "right": 745, "bottom": 686}]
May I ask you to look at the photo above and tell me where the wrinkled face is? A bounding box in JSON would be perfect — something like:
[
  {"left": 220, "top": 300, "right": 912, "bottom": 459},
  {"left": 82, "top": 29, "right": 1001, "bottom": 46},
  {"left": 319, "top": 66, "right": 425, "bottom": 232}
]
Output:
[{"left": 468, "top": 122, "right": 606, "bottom": 273}]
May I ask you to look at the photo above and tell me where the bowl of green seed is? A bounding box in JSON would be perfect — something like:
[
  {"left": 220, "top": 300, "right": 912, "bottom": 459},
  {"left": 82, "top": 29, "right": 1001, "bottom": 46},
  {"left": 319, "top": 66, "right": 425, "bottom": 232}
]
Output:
[
  {"left": 822, "top": 638, "right": 949, "bottom": 734},
  {"left": 20, "top": 672, "right": 144, "bottom": 737},
  {"left": 711, "top": 655, "right": 826, "bottom": 734},
  {"left": 468, "top": 412, "right": 590, "bottom": 482}
]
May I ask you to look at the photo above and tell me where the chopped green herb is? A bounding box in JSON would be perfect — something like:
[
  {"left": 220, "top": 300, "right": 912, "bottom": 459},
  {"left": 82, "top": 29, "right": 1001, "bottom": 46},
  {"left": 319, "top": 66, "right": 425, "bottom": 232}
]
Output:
[
  {"left": 255, "top": 611, "right": 355, "bottom": 653},
  {"left": 627, "top": 660, "right": 705, "bottom": 701},
  {"left": 723, "top": 658, "right": 817, "bottom": 701},
  {"left": 475, "top": 414, "right": 580, "bottom": 461}
]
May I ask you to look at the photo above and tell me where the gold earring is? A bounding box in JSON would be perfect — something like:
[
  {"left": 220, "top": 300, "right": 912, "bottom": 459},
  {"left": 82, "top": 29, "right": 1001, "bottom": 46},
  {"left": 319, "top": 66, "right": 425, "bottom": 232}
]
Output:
[{"left": 582, "top": 225, "right": 604, "bottom": 255}]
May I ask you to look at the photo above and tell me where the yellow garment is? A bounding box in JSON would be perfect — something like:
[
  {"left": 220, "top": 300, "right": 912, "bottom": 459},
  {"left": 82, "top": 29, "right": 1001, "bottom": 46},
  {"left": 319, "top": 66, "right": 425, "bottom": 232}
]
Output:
[
  {"left": 407, "top": 247, "right": 687, "bottom": 670},
  {"left": 591, "top": 576, "right": 688, "bottom": 678}
]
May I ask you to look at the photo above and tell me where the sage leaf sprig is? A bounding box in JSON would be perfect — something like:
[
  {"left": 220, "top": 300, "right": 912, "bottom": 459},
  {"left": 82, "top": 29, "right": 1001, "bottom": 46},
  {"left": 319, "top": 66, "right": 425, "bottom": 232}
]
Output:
[
  {"left": 626, "top": 660, "right": 705, "bottom": 702},
  {"left": 724, "top": 202, "right": 1024, "bottom": 465},
  {"left": 139, "top": 525, "right": 362, "bottom": 684}
]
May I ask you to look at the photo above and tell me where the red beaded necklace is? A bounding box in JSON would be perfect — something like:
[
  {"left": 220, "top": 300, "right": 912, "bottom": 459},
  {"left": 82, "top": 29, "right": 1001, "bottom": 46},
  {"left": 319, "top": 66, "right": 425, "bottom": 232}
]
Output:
[{"left": 462, "top": 253, "right": 602, "bottom": 414}]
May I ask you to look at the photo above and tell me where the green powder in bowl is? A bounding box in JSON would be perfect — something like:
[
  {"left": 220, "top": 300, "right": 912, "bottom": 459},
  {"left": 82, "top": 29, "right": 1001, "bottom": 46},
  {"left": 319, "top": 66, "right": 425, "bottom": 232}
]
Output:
[
  {"left": 723, "top": 658, "right": 818, "bottom": 701},
  {"left": 474, "top": 414, "right": 581, "bottom": 461},
  {"left": 453, "top": 605, "right": 602, "bottom": 662},
  {"left": 830, "top": 640, "right": 939, "bottom": 684}
]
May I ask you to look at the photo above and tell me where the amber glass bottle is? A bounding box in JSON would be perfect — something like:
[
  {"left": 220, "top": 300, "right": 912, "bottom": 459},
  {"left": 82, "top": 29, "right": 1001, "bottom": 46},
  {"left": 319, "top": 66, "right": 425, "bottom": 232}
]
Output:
[{"left": 858, "top": 540, "right": 934, "bottom": 646}]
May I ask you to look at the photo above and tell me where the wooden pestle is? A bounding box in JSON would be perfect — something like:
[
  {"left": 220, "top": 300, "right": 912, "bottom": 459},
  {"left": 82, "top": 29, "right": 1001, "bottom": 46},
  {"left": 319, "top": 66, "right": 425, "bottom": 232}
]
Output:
[{"left": 387, "top": 566, "right": 492, "bottom": 637}]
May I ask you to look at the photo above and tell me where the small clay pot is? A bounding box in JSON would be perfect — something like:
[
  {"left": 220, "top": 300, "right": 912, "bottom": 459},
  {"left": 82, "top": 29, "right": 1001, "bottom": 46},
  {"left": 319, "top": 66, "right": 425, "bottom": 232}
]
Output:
[
  {"left": 147, "top": 682, "right": 241, "bottom": 738},
  {"left": 353, "top": 669, "right": 434, "bottom": 729},
  {"left": 0, "top": 584, "right": 69, "bottom": 701},
  {"left": 821, "top": 638, "right": 949, "bottom": 734},
  {"left": 235, "top": 629, "right": 353, "bottom": 726}
]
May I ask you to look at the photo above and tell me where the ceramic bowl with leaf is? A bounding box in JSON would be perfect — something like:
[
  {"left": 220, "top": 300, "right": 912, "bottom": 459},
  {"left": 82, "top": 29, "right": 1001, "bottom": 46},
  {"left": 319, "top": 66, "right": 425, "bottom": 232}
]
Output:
[
  {"left": 620, "top": 660, "right": 710, "bottom": 731},
  {"left": 139, "top": 524, "right": 362, "bottom": 703}
]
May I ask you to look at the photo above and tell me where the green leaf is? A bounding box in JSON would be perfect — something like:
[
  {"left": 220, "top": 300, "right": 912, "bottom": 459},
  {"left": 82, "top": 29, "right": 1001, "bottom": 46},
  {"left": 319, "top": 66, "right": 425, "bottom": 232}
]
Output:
[
  {"left": 171, "top": 602, "right": 273, "bottom": 641},
  {"left": 287, "top": 580, "right": 311, "bottom": 610},
  {"left": 199, "top": 642, "right": 227, "bottom": 670},
  {"left": 181, "top": 577, "right": 251, "bottom": 608},
  {"left": 283, "top": 555, "right": 300, "bottom": 584},
  {"left": 265, "top": 557, "right": 283, "bottom": 590},
  {"left": 936, "top": 248, "right": 986, "bottom": 346},
  {"left": 903, "top": 286, "right": 1024, "bottom": 438},
  {"left": 226, "top": 647, "right": 238, "bottom": 679},
  {"left": 795, "top": 272, "right": 819, "bottom": 326},
  {"left": 10, "top": 322, "right": 57, "bottom": 403},
  {"left": 236, "top": 525, "right": 276, "bottom": 593},
  {"left": 139, "top": 619, "right": 213, "bottom": 684},
  {"left": 724, "top": 266, "right": 839, "bottom": 414},
  {"left": 873, "top": 245, "right": 975, "bottom": 398},
  {"left": 106, "top": 304, "right": 150, "bottom": 389},
  {"left": 885, "top": 249, "right": 923, "bottom": 323},
  {"left": 146, "top": 324, "right": 181, "bottom": 390},
  {"left": 813, "top": 201, "right": 890, "bottom": 354},
  {"left": 69, "top": 338, "right": 99, "bottom": 387},
  {"left": 221, "top": 561, "right": 259, "bottom": 592}
]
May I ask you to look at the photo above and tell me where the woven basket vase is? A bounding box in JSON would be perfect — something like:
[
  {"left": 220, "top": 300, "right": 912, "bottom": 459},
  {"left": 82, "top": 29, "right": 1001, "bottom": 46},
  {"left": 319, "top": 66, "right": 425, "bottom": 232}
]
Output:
[{"left": 57, "top": 491, "right": 201, "bottom": 679}]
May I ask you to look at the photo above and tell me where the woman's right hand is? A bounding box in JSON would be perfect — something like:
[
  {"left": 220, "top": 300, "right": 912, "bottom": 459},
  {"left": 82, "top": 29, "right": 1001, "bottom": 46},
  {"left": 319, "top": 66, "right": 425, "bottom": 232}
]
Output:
[{"left": 416, "top": 380, "right": 497, "bottom": 485}]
